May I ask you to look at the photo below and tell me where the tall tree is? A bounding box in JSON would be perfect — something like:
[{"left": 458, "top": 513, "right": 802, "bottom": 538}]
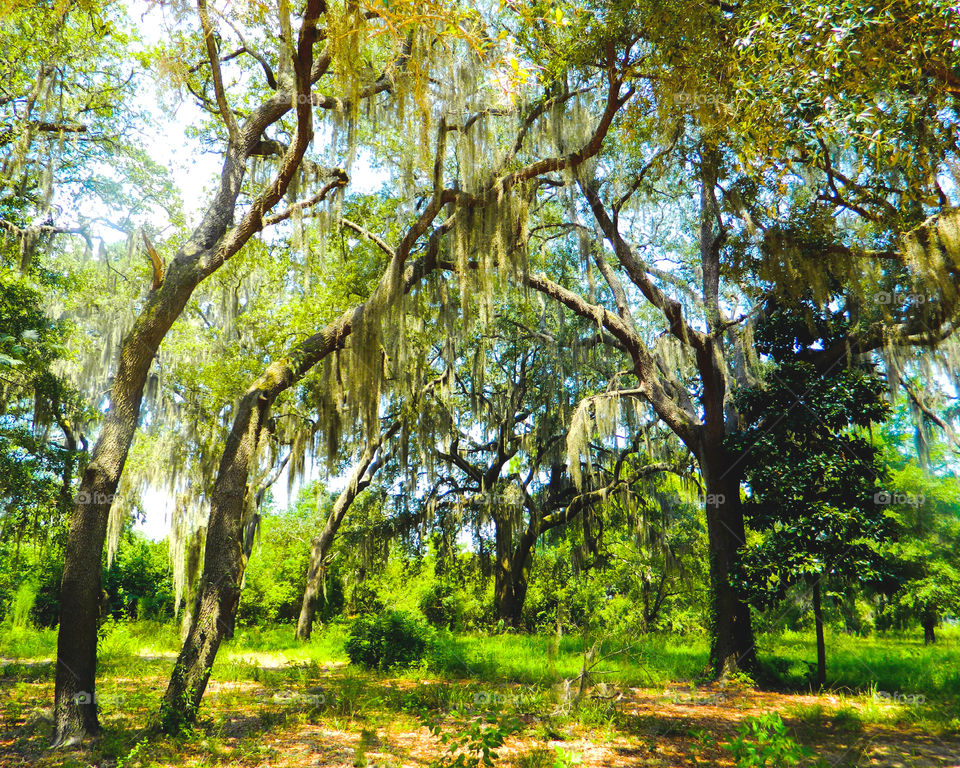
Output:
[
  {"left": 728, "top": 298, "right": 894, "bottom": 687},
  {"left": 49, "top": 0, "right": 427, "bottom": 744}
]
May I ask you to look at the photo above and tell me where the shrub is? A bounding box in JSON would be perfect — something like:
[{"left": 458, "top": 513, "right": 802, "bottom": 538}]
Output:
[
  {"left": 722, "top": 713, "right": 813, "bottom": 768},
  {"left": 420, "top": 582, "right": 486, "bottom": 631},
  {"left": 345, "top": 609, "right": 429, "bottom": 670}
]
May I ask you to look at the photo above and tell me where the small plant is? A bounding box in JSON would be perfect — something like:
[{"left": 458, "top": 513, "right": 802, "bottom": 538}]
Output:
[
  {"left": 116, "top": 736, "right": 150, "bottom": 768},
  {"left": 345, "top": 610, "right": 430, "bottom": 670},
  {"left": 552, "top": 746, "right": 583, "bottom": 767},
  {"left": 423, "top": 708, "right": 523, "bottom": 768},
  {"left": 722, "top": 713, "right": 813, "bottom": 768}
]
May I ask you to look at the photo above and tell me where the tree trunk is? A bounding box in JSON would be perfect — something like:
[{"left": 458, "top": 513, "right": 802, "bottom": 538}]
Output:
[
  {"left": 493, "top": 519, "right": 514, "bottom": 626},
  {"left": 159, "top": 364, "right": 289, "bottom": 734},
  {"left": 922, "top": 609, "right": 937, "bottom": 645},
  {"left": 496, "top": 524, "right": 536, "bottom": 627},
  {"left": 160, "top": 214, "right": 447, "bottom": 733},
  {"left": 703, "top": 464, "right": 756, "bottom": 677},
  {"left": 811, "top": 577, "right": 826, "bottom": 687},
  {"left": 52, "top": 321, "right": 170, "bottom": 746},
  {"left": 296, "top": 428, "right": 396, "bottom": 641}
]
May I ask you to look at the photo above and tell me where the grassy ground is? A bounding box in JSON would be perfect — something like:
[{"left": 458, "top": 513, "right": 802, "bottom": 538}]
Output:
[{"left": 1, "top": 622, "right": 958, "bottom": 767}]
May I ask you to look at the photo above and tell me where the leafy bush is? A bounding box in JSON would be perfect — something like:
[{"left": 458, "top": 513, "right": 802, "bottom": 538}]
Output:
[
  {"left": 102, "top": 532, "right": 175, "bottom": 621},
  {"left": 420, "top": 581, "right": 487, "bottom": 631},
  {"left": 345, "top": 609, "right": 430, "bottom": 670},
  {"left": 722, "top": 713, "right": 813, "bottom": 768},
  {"left": 349, "top": 582, "right": 387, "bottom": 614}
]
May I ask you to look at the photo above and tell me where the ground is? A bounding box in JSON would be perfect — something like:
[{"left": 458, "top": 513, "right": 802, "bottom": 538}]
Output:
[{"left": 1, "top": 623, "right": 959, "bottom": 767}]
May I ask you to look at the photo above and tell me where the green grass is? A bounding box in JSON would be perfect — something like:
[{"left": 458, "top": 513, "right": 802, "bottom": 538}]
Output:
[
  {"left": 426, "top": 630, "right": 709, "bottom": 686},
  {"left": 756, "top": 626, "right": 960, "bottom": 698},
  {"left": 3, "top": 619, "right": 958, "bottom": 708},
  {"left": 3, "top": 619, "right": 959, "bottom": 767}
]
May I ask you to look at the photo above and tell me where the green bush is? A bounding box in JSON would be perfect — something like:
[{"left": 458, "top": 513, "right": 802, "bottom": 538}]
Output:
[
  {"left": 420, "top": 581, "right": 486, "bottom": 631},
  {"left": 722, "top": 713, "right": 813, "bottom": 768},
  {"left": 345, "top": 609, "right": 430, "bottom": 670}
]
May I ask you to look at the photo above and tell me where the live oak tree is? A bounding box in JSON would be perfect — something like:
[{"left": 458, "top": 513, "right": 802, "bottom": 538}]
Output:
[
  {"left": 512, "top": 0, "right": 960, "bottom": 675},
  {"left": 159, "top": 42, "right": 630, "bottom": 728},
  {"left": 48, "top": 0, "right": 453, "bottom": 745}
]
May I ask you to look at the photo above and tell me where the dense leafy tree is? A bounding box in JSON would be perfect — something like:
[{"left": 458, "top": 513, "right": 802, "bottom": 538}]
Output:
[{"left": 728, "top": 299, "right": 894, "bottom": 685}]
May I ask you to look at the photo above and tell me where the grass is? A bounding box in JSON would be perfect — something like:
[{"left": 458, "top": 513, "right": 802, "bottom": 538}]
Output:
[{"left": 2, "top": 621, "right": 959, "bottom": 766}]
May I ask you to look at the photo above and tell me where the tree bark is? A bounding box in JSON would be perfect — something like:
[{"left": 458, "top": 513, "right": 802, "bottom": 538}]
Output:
[
  {"left": 50, "top": 4, "right": 334, "bottom": 744},
  {"left": 703, "top": 461, "right": 756, "bottom": 676},
  {"left": 495, "top": 523, "right": 537, "bottom": 627},
  {"left": 922, "top": 609, "right": 937, "bottom": 644},
  {"left": 811, "top": 577, "right": 826, "bottom": 687},
  {"left": 296, "top": 424, "right": 397, "bottom": 640}
]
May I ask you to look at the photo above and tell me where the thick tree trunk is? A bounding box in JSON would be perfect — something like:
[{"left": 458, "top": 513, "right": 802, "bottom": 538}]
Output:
[
  {"left": 495, "top": 524, "right": 536, "bottom": 627},
  {"left": 703, "top": 463, "right": 756, "bottom": 677},
  {"left": 811, "top": 577, "right": 826, "bottom": 687},
  {"left": 52, "top": 315, "right": 178, "bottom": 746}
]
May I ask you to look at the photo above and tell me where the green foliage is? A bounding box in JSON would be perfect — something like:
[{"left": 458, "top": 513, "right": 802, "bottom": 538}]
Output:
[
  {"left": 238, "top": 496, "right": 344, "bottom": 627},
  {"left": 102, "top": 531, "right": 175, "bottom": 621},
  {"left": 722, "top": 713, "right": 814, "bottom": 768},
  {"left": 422, "top": 707, "right": 523, "bottom": 768},
  {"left": 874, "top": 446, "right": 960, "bottom": 635},
  {"left": 345, "top": 610, "right": 431, "bottom": 670},
  {"left": 728, "top": 300, "right": 895, "bottom": 608},
  {"left": 420, "top": 581, "right": 478, "bottom": 631}
]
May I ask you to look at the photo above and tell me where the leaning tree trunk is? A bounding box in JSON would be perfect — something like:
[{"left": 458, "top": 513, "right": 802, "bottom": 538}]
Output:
[
  {"left": 160, "top": 200, "right": 450, "bottom": 733},
  {"left": 811, "top": 577, "right": 826, "bottom": 687},
  {"left": 296, "top": 425, "right": 397, "bottom": 641},
  {"left": 160, "top": 368, "right": 288, "bottom": 734},
  {"left": 53, "top": 303, "right": 189, "bottom": 745}
]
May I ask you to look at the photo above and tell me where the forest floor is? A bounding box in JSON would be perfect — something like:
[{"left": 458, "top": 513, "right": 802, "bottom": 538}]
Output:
[{"left": 1, "top": 623, "right": 959, "bottom": 768}]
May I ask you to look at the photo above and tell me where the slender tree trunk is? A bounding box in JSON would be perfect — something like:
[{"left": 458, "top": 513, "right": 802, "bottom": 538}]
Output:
[
  {"left": 922, "top": 609, "right": 937, "bottom": 645},
  {"left": 811, "top": 577, "right": 826, "bottom": 687},
  {"left": 49, "top": 5, "right": 333, "bottom": 741},
  {"left": 296, "top": 427, "right": 396, "bottom": 640}
]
